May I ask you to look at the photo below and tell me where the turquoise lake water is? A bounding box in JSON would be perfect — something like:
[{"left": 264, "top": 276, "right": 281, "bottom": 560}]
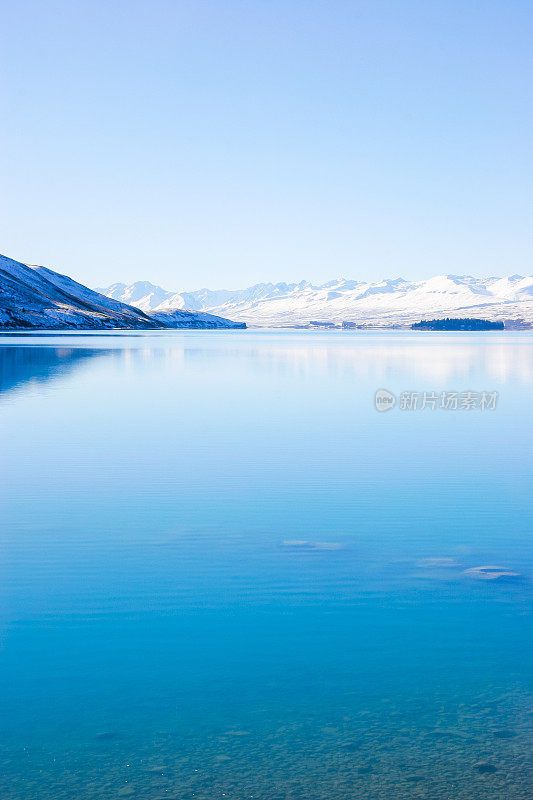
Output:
[{"left": 0, "top": 330, "right": 531, "bottom": 799}]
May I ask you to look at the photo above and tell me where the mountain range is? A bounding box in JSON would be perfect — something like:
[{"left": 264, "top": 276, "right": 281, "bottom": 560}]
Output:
[
  {"left": 98, "top": 274, "right": 533, "bottom": 328},
  {"left": 2, "top": 250, "right": 532, "bottom": 330},
  {"left": 0, "top": 254, "right": 245, "bottom": 330}
]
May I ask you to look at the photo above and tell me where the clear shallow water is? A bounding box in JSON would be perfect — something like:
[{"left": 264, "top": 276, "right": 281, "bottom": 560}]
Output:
[{"left": 0, "top": 330, "right": 531, "bottom": 800}]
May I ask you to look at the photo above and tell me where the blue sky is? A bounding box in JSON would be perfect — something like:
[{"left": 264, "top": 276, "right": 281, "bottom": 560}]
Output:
[{"left": 1, "top": 1, "right": 532, "bottom": 289}]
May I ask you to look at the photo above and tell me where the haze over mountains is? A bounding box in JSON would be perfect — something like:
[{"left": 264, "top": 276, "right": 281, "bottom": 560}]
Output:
[{"left": 99, "top": 275, "right": 533, "bottom": 328}]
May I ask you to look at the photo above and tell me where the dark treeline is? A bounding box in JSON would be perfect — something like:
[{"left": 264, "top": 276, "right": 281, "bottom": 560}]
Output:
[{"left": 412, "top": 318, "right": 504, "bottom": 331}]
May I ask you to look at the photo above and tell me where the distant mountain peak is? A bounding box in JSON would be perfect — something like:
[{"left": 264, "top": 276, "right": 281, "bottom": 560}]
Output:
[{"left": 96, "top": 272, "right": 533, "bottom": 327}]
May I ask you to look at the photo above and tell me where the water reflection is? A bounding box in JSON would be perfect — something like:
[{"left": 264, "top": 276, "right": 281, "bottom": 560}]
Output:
[
  {"left": 178, "top": 340, "right": 533, "bottom": 383},
  {"left": 104, "top": 333, "right": 533, "bottom": 386},
  {"left": 0, "top": 346, "right": 112, "bottom": 397},
  {"left": 1, "top": 332, "right": 531, "bottom": 390}
]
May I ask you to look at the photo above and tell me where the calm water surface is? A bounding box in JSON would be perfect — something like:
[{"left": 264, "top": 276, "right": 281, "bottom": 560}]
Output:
[{"left": 0, "top": 330, "right": 532, "bottom": 799}]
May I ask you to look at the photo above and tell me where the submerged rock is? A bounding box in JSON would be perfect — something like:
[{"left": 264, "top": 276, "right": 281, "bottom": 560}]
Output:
[
  {"left": 339, "top": 738, "right": 365, "bottom": 752},
  {"left": 94, "top": 731, "right": 123, "bottom": 741},
  {"left": 492, "top": 729, "right": 516, "bottom": 739},
  {"left": 224, "top": 729, "right": 251, "bottom": 736},
  {"left": 417, "top": 557, "right": 458, "bottom": 568},
  {"left": 281, "top": 540, "right": 344, "bottom": 551},
  {"left": 474, "top": 761, "right": 498, "bottom": 774},
  {"left": 117, "top": 787, "right": 135, "bottom": 796},
  {"left": 464, "top": 565, "right": 520, "bottom": 581}
]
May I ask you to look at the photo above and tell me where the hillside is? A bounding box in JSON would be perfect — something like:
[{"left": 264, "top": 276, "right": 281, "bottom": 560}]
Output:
[{"left": 0, "top": 255, "right": 245, "bottom": 330}]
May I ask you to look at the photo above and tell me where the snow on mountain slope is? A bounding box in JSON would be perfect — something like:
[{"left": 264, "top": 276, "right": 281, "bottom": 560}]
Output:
[
  {"left": 98, "top": 274, "right": 533, "bottom": 327},
  {"left": 151, "top": 309, "right": 246, "bottom": 329},
  {"left": 0, "top": 254, "right": 246, "bottom": 330},
  {"left": 99, "top": 281, "right": 187, "bottom": 313},
  {"left": 0, "top": 254, "right": 161, "bottom": 329}
]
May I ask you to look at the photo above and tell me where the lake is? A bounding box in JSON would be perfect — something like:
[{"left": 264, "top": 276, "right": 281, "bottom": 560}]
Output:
[{"left": 0, "top": 330, "right": 531, "bottom": 799}]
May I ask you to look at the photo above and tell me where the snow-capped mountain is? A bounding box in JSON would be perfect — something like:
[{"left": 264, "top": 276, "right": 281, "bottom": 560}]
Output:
[
  {"left": 0, "top": 254, "right": 245, "bottom": 330},
  {"left": 0, "top": 254, "right": 162, "bottom": 330},
  {"left": 102, "top": 281, "right": 187, "bottom": 313},
  {"left": 98, "top": 274, "right": 533, "bottom": 327}
]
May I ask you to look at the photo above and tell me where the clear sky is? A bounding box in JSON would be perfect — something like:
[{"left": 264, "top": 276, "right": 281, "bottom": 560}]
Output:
[{"left": 1, "top": 1, "right": 532, "bottom": 290}]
